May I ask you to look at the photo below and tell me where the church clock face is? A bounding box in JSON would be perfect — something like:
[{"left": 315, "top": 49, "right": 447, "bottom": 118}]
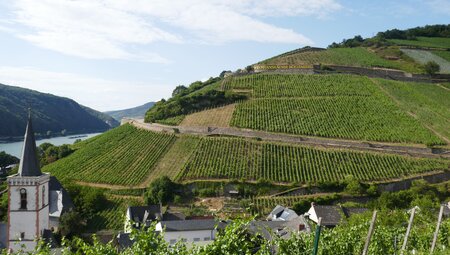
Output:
[{"left": 20, "top": 189, "right": 26, "bottom": 194}]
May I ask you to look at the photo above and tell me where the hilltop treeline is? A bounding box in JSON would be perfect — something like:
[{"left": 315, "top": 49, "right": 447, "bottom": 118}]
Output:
[
  {"left": 145, "top": 77, "right": 246, "bottom": 123},
  {"left": 329, "top": 24, "right": 450, "bottom": 48}
]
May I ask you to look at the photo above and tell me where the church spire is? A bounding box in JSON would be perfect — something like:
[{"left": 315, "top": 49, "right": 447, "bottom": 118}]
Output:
[{"left": 18, "top": 109, "right": 42, "bottom": 176}]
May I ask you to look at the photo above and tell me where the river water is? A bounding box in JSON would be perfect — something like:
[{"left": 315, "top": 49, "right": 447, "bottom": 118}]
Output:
[{"left": 0, "top": 133, "right": 102, "bottom": 158}]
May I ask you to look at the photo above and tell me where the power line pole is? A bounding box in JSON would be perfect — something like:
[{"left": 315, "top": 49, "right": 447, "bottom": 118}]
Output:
[
  {"left": 401, "top": 206, "right": 417, "bottom": 255},
  {"left": 312, "top": 217, "right": 322, "bottom": 255},
  {"left": 430, "top": 205, "right": 445, "bottom": 253},
  {"left": 362, "top": 210, "right": 377, "bottom": 255}
]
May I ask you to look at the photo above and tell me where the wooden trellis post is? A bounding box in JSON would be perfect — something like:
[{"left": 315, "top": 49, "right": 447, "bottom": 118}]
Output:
[
  {"left": 430, "top": 205, "right": 445, "bottom": 254},
  {"left": 362, "top": 210, "right": 378, "bottom": 255},
  {"left": 401, "top": 206, "right": 417, "bottom": 255}
]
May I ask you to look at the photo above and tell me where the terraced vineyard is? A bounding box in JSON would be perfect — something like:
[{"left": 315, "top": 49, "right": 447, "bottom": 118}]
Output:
[
  {"left": 376, "top": 79, "right": 450, "bottom": 142},
  {"left": 228, "top": 74, "right": 443, "bottom": 144},
  {"left": 388, "top": 37, "right": 450, "bottom": 49},
  {"left": 43, "top": 124, "right": 176, "bottom": 185},
  {"left": 260, "top": 48, "right": 409, "bottom": 71},
  {"left": 89, "top": 195, "right": 143, "bottom": 231},
  {"left": 178, "top": 137, "right": 448, "bottom": 183}
]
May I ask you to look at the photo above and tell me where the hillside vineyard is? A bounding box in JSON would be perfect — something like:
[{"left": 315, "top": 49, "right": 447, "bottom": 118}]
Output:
[{"left": 227, "top": 74, "right": 444, "bottom": 144}]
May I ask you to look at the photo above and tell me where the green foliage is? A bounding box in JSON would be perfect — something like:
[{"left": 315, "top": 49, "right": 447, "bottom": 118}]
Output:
[
  {"left": 0, "top": 190, "right": 7, "bottom": 222},
  {"left": 58, "top": 211, "right": 85, "bottom": 237},
  {"left": 344, "top": 175, "right": 364, "bottom": 195},
  {"left": 145, "top": 86, "right": 245, "bottom": 123},
  {"left": 38, "top": 143, "right": 74, "bottom": 166},
  {"left": 155, "top": 115, "right": 186, "bottom": 126},
  {"left": 424, "top": 61, "right": 441, "bottom": 75},
  {"left": 65, "top": 185, "right": 107, "bottom": 216},
  {"left": 228, "top": 74, "right": 444, "bottom": 144},
  {"left": 388, "top": 37, "right": 450, "bottom": 49},
  {"left": 144, "top": 176, "right": 179, "bottom": 205},
  {"left": 179, "top": 136, "right": 448, "bottom": 184},
  {"left": 6, "top": 213, "right": 450, "bottom": 255},
  {"left": 0, "top": 83, "right": 118, "bottom": 137},
  {"left": 43, "top": 125, "right": 175, "bottom": 185},
  {"left": 172, "top": 85, "right": 188, "bottom": 97},
  {"left": 0, "top": 150, "right": 19, "bottom": 168}
]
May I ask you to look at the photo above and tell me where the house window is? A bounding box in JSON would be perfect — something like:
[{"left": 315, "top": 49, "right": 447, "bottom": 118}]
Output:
[
  {"left": 20, "top": 188, "right": 27, "bottom": 209},
  {"left": 20, "top": 232, "right": 25, "bottom": 240},
  {"left": 204, "top": 237, "right": 211, "bottom": 241},
  {"left": 42, "top": 186, "right": 45, "bottom": 208},
  {"left": 193, "top": 238, "right": 200, "bottom": 242},
  {"left": 169, "top": 239, "right": 177, "bottom": 245},
  {"left": 180, "top": 238, "right": 187, "bottom": 243}
]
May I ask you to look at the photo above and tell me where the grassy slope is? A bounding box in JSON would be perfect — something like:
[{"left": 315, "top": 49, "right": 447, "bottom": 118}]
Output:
[
  {"left": 148, "top": 135, "right": 200, "bottom": 183},
  {"left": 180, "top": 104, "right": 236, "bottom": 127},
  {"left": 178, "top": 136, "right": 448, "bottom": 184},
  {"left": 228, "top": 74, "right": 443, "bottom": 145},
  {"left": 376, "top": 79, "right": 450, "bottom": 143},
  {"left": 388, "top": 37, "right": 450, "bottom": 49},
  {"left": 400, "top": 49, "right": 450, "bottom": 73},
  {"left": 43, "top": 124, "right": 175, "bottom": 186},
  {"left": 433, "top": 51, "right": 450, "bottom": 62},
  {"left": 260, "top": 47, "right": 420, "bottom": 73}
]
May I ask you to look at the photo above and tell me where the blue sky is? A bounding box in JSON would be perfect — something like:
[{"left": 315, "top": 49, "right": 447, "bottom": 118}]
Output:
[{"left": 0, "top": 0, "right": 449, "bottom": 111}]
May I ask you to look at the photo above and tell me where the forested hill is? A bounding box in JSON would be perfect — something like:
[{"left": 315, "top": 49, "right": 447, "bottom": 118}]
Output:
[
  {"left": 0, "top": 83, "right": 119, "bottom": 137},
  {"left": 105, "top": 102, "right": 155, "bottom": 121}
]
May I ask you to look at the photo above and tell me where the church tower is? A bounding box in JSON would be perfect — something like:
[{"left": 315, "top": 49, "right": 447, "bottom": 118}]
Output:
[{"left": 7, "top": 112, "right": 50, "bottom": 252}]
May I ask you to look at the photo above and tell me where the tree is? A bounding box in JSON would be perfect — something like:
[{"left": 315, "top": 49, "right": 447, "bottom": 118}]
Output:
[
  {"left": 144, "top": 176, "right": 178, "bottom": 205},
  {"left": 58, "top": 144, "right": 73, "bottom": 159},
  {"left": 0, "top": 151, "right": 19, "bottom": 168},
  {"left": 344, "top": 175, "right": 364, "bottom": 195},
  {"left": 424, "top": 61, "right": 440, "bottom": 75},
  {"left": 58, "top": 211, "right": 85, "bottom": 237},
  {"left": 172, "top": 85, "right": 188, "bottom": 97},
  {"left": 245, "top": 65, "right": 254, "bottom": 73}
]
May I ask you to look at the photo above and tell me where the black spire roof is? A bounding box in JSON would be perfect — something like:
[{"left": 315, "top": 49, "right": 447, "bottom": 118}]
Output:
[{"left": 18, "top": 110, "right": 42, "bottom": 177}]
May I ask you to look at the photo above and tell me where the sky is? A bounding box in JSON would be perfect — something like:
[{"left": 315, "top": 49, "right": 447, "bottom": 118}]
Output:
[{"left": 0, "top": 0, "right": 449, "bottom": 111}]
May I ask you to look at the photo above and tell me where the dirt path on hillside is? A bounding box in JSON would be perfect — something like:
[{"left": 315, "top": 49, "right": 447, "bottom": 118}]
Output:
[{"left": 125, "top": 119, "right": 450, "bottom": 159}]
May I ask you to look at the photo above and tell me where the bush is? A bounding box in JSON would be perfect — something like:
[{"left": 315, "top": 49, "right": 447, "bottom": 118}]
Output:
[
  {"left": 424, "top": 61, "right": 440, "bottom": 75},
  {"left": 145, "top": 176, "right": 179, "bottom": 205}
]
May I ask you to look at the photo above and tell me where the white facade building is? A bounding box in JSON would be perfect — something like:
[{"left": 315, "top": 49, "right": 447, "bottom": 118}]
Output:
[{"left": 6, "top": 113, "right": 72, "bottom": 252}]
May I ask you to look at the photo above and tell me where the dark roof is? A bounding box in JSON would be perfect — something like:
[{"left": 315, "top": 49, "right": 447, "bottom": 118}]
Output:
[
  {"left": 0, "top": 223, "right": 6, "bottom": 248},
  {"left": 163, "top": 211, "right": 186, "bottom": 221},
  {"left": 313, "top": 205, "right": 343, "bottom": 226},
  {"left": 18, "top": 113, "right": 42, "bottom": 177},
  {"left": 49, "top": 176, "right": 74, "bottom": 212},
  {"left": 117, "top": 232, "right": 134, "bottom": 249},
  {"left": 128, "top": 205, "right": 161, "bottom": 223},
  {"left": 161, "top": 219, "right": 225, "bottom": 232}
]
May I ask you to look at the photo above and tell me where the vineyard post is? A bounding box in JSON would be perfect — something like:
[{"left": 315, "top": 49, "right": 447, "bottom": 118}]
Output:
[
  {"left": 362, "top": 210, "right": 377, "bottom": 255},
  {"left": 430, "top": 205, "right": 445, "bottom": 254},
  {"left": 401, "top": 206, "right": 417, "bottom": 255},
  {"left": 312, "top": 217, "right": 322, "bottom": 255}
]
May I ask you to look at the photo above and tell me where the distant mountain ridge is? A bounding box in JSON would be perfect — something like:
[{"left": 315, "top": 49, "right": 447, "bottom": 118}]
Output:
[
  {"left": 105, "top": 102, "right": 155, "bottom": 121},
  {"left": 0, "top": 83, "right": 119, "bottom": 137}
]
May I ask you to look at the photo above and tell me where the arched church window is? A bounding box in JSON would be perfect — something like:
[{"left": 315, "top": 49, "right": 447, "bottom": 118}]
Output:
[
  {"left": 42, "top": 186, "right": 45, "bottom": 208},
  {"left": 20, "top": 188, "right": 27, "bottom": 209}
]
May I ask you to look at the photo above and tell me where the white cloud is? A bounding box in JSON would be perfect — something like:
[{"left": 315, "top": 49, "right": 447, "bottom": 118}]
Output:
[
  {"left": 0, "top": 66, "right": 171, "bottom": 111},
  {"left": 4, "top": 0, "right": 343, "bottom": 60}
]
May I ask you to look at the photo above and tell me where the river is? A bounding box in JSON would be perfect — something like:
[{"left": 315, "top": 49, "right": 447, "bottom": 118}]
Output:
[{"left": 0, "top": 133, "right": 102, "bottom": 158}]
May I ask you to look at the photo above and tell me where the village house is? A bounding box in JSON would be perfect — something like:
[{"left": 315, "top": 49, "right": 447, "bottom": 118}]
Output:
[{"left": 306, "top": 203, "right": 368, "bottom": 227}]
